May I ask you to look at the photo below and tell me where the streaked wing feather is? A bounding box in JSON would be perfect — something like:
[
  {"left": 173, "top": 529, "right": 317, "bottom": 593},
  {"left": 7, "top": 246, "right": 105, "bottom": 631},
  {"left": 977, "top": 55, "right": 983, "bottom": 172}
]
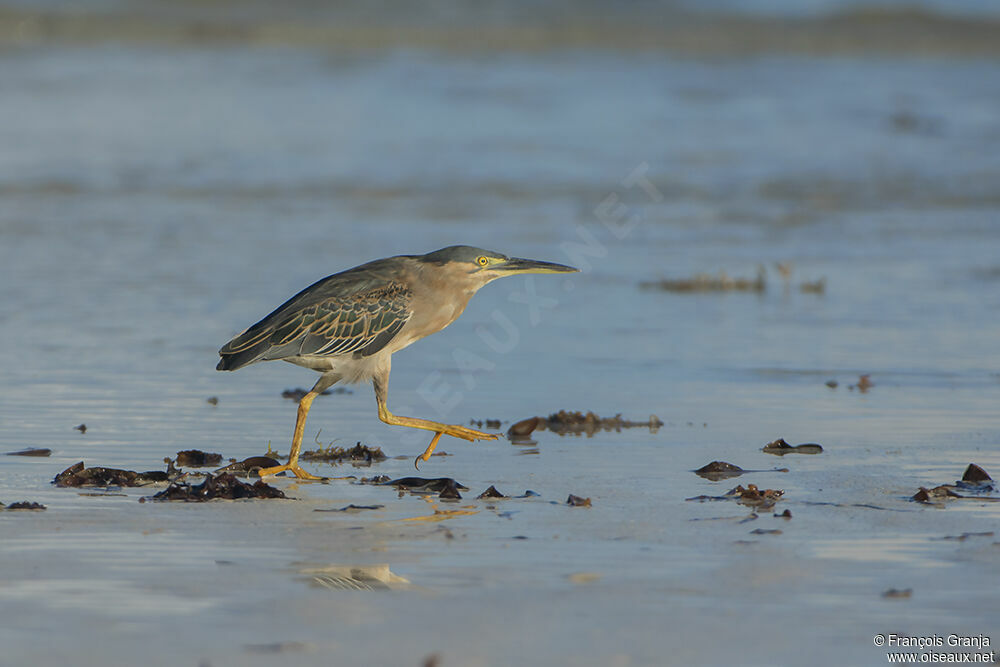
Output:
[{"left": 263, "top": 283, "right": 411, "bottom": 360}]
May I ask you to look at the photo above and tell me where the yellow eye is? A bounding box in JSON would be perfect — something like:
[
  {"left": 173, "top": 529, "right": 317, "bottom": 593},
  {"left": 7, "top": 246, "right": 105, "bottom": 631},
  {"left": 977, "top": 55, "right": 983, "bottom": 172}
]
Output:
[{"left": 477, "top": 256, "right": 489, "bottom": 267}]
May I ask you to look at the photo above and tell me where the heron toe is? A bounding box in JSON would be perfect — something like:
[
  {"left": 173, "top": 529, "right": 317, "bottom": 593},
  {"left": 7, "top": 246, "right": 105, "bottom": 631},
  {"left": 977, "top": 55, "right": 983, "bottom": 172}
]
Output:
[
  {"left": 257, "top": 463, "right": 327, "bottom": 481},
  {"left": 441, "top": 425, "right": 498, "bottom": 441}
]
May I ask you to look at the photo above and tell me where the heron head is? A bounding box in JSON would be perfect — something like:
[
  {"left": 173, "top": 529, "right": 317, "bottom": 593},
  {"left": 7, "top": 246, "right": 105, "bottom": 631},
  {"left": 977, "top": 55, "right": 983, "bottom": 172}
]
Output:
[{"left": 420, "top": 245, "right": 578, "bottom": 288}]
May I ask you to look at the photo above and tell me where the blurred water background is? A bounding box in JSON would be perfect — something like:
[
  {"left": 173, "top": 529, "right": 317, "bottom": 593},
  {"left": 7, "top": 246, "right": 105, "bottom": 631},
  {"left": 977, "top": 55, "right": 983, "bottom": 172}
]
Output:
[{"left": 1, "top": 2, "right": 999, "bottom": 666}]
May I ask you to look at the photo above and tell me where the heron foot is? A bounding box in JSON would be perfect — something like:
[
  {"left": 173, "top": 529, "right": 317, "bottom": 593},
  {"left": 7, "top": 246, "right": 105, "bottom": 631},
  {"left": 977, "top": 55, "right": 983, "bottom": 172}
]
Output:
[
  {"left": 438, "top": 425, "right": 499, "bottom": 442},
  {"left": 257, "top": 463, "right": 327, "bottom": 481},
  {"left": 413, "top": 425, "right": 500, "bottom": 469}
]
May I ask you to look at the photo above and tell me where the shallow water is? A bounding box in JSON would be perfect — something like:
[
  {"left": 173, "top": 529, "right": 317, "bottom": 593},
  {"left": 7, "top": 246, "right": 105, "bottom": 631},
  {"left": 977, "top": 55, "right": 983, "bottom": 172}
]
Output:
[{"left": 1, "top": 4, "right": 1000, "bottom": 666}]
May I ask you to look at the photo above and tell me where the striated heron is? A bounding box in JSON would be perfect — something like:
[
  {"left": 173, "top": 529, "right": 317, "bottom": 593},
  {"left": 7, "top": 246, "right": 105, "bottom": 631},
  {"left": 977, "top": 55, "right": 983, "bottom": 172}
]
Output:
[{"left": 217, "top": 246, "right": 577, "bottom": 479}]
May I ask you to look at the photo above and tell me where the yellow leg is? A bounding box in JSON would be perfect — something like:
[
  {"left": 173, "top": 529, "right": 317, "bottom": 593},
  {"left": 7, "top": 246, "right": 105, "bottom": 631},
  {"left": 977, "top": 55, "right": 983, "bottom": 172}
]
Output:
[
  {"left": 372, "top": 373, "right": 497, "bottom": 468},
  {"left": 258, "top": 390, "right": 326, "bottom": 481},
  {"left": 376, "top": 400, "right": 498, "bottom": 470},
  {"left": 377, "top": 401, "right": 498, "bottom": 442}
]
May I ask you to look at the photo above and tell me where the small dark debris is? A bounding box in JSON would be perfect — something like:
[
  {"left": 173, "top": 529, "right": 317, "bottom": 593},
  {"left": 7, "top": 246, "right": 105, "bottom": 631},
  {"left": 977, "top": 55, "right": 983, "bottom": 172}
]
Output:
[
  {"left": 640, "top": 267, "right": 766, "bottom": 293},
  {"left": 882, "top": 588, "right": 912, "bottom": 599},
  {"left": 848, "top": 374, "right": 873, "bottom": 393},
  {"left": 962, "top": 463, "right": 992, "bottom": 483},
  {"left": 889, "top": 111, "right": 919, "bottom": 132},
  {"left": 215, "top": 456, "right": 280, "bottom": 476},
  {"left": 74, "top": 424, "right": 87, "bottom": 434},
  {"left": 567, "top": 494, "right": 592, "bottom": 507},
  {"left": 6, "top": 501, "right": 46, "bottom": 511},
  {"left": 148, "top": 473, "right": 285, "bottom": 501},
  {"left": 694, "top": 461, "right": 744, "bottom": 481},
  {"left": 519, "top": 490, "right": 540, "bottom": 498},
  {"left": 508, "top": 416, "right": 542, "bottom": 438},
  {"left": 775, "top": 509, "right": 792, "bottom": 519},
  {"left": 932, "top": 531, "right": 994, "bottom": 541},
  {"left": 799, "top": 278, "right": 826, "bottom": 294},
  {"left": 911, "top": 485, "right": 962, "bottom": 503},
  {"left": 689, "top": 484, "right": 784, "bottom": 510},
  {"left": 686, "top": 494, "right": 725, "bottom": 503},
  {"left": 469, "top": 418, "right": 502, "bottom": 429},
  {"left": 912, "top": 464, "right": 1000, "bottom": 503},
  {"left": 438, "top": 481, "right": 462, "bottom": 500},
  {"left": 175, "top": 450, "right": 223, "bottom": 467},
  {"left": 385, "top": 477, "right": 469, "bottom": 493},
  {"left": 958, "top": 463, "right": 994, "bottom": 491},
  {"left": 359, "top": 475, "right": 391, "bottom": 485},
  {"left": 245, "top": 641, "right": 312, "bottom": 655},
  {"left": 283, "top": 388, "right": 321, "bottom": 401},
  {"left": 314, "top": 504, "right": 384, "bottom": 513},
  {"left": 282, "top": 387, "right": 350, "bottom": 401},
  {"left": 749, "top": 528, "right": 782, "bottom": 535},
  {"left": 53, "top": 461, "right": 169, "bottom": 487},
  {"left": 300, "top": 442, "right": 386, "bottom": 464},
  {"left": 422, "top": 653, "right": 442, "bottom": 667},
  {"left": 689, "top": 514, "right": 750, "bottom": 523},
  {"left": 803, "top": 501, "right": 902, "bottom": 512},
  {"left": 825, "top": 380, "right": 838, "bottom": 389},
  {"left": 729, "top": 484, "right": 784, "bottom": 508},
  {"left": 206, "top": 396, "right": 219, "bottom": 406},
  {"left": 477, "top": 485, "right": 508, "bottom": 499},
  {"left": 889, "top": 110, "right": 943, "bottom": 135},
  {"left": 6, "top": 448, "right": 51, "bottom": 457},
  {"left": 762, "top": 438, "right": 823, "bottom": 456}
]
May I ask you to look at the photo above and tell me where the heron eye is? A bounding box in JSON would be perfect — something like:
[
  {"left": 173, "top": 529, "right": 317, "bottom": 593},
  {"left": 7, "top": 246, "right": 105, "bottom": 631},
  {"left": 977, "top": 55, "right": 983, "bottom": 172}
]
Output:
[{"left": 477, "top": 256, "right": 489, "bottom": 267}]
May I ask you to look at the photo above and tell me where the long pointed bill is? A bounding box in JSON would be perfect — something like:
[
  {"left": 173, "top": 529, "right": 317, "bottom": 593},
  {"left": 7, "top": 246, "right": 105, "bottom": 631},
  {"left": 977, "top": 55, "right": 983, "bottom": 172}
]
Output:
[{"left": 496, "top": 257, "right": 579, "bottom": 274}]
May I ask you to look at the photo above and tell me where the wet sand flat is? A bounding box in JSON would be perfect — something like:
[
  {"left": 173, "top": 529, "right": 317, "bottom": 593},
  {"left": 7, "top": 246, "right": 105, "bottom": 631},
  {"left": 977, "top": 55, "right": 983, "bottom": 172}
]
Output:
[{"left": 2, "top": 3, "right": 1000, "bottom": 665}]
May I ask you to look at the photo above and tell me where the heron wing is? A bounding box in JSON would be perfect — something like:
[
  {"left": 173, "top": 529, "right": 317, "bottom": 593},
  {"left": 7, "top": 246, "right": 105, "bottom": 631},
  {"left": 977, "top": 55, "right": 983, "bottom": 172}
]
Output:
[
  {"left": 269, "top": 283, "right": 411, "bottom": 359},
  {"left": 218, "top": 278, "right": 412, "bottom": 369}
]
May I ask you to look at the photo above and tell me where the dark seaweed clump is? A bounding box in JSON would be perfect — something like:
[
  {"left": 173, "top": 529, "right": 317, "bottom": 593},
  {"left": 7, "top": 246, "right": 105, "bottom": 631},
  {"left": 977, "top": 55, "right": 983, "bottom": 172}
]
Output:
[
  {"left": 147, "top": 473, "right": 285, "bottom": 502},
  {"left": 300, "top": 443, "right": 386, "bottom": 464},
  {"left": 687, "top": 484, "right": 784, "bottom": 510},
  {"left": 53, "top": 461, "right": 169, "bottom": 487},
  {"left": 215, "top": 456, "right": 281, "bottom": 475},
  {"left": 507, "top": 411, "right": 663, "bottom": 440},
  {"left": 957, "top": 463, "right": 994, "bottom": 491},
  {"left": 438, "top": 481, "right": 463, "bottom": 500},
  {"left": 694, "top": 461, "right": 745, "bottom": 480},
  {"left": 911, "top": 463, "right": 997, "bottom": 504},
  {"left": 761, "top": 438, "right": 823, "bottom": 456},
  {"left": 385, "top": 477, "right": 469, "bottom": 493},
  {"left": 6, "top": 501, "right": 46, "bottom": 511},
  {"left": 175, "top": 450, "right": 224, "bottom": 467},
  {"left": 6, "top": 448, "right": 52, "bottom": 457}
]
